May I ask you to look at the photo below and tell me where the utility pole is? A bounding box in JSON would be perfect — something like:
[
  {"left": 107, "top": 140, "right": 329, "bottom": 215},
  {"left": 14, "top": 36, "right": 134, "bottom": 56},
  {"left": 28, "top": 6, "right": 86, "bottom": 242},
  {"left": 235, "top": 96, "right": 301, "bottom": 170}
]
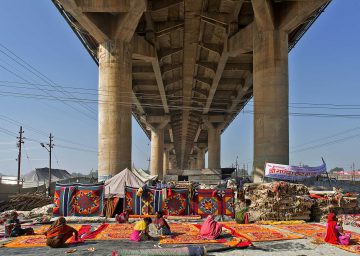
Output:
[
  {"left": 16, "top": 126, "right": 24, "bottom": 188},
  {"left": 41, "top": 133, "right": 54, "bottom": 196},
  {"left": 48, "top": 134, "right": 54, "bottom": 195}
]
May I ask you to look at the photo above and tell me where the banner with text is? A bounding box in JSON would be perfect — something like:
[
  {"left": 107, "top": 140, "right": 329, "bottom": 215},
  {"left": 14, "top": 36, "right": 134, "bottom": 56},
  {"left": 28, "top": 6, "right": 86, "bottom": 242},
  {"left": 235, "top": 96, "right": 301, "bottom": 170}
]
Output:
[{"left": 265, "top": 162, "right": 327, "bottom": 181}]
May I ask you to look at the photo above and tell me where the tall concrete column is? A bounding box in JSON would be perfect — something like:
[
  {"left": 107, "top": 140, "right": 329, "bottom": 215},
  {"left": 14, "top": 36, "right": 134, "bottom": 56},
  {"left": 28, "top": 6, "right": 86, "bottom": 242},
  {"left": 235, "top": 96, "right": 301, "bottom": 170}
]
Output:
[
  {"left": 253, "top": 28, "right": 289, "bottom": 182},
  {"left": 98, "top": 40, "right": 132, "bottom": 181},
  {"left": 196, "top": 148, "right": 205, "bottom": 169},
  {"left": 208, "top": 126, "right": 221, "bottom": 169},
  {"left": 163, "top": 149, "right": 169, "bottom": 177},
  {"left": 150, "top": 128, "right": 164, "bottom": 179}
]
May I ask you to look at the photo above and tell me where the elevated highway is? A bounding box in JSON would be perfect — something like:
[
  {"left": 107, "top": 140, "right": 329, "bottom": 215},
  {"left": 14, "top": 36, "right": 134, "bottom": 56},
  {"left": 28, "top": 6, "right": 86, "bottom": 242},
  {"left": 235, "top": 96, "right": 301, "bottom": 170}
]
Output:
[{"left": 52, "top": 0, "right": 331, "bottom": 181}]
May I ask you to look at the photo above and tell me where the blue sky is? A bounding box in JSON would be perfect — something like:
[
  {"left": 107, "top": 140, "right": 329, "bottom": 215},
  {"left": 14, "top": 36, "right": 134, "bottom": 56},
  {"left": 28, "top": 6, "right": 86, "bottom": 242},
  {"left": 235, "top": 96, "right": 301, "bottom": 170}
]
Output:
[{"left": 0, "top": 0, "right": 359, "bottom": 176}]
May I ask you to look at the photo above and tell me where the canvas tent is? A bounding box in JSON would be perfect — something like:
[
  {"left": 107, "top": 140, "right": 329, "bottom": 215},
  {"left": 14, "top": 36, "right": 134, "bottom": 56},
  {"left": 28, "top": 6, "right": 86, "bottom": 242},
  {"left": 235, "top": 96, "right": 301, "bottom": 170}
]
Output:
[
  {"left": 132, "top": 168, "right": 157, "bottom": 183},
  {"left": 104, "top": 168, "right": 144, "bottom": 198},
  {"left": 22, "top": 168, "right": 72, "bottom": 188}
]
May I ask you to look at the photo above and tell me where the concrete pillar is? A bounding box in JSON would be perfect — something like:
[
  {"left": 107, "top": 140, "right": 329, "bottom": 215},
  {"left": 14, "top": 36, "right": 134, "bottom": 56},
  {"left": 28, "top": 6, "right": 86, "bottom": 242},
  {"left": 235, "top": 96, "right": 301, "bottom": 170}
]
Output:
[
  {"left": 190, "top": 157, "right": 197, "bottom": 169},
  {"left": 163, "top": 149, "right": 169, "bottom": 177},
  {"left": 150, "top": 128, "right": 164, "bottom": 179},
  {"left": 196, "top": 148, "right": 205, "bottom": 169},
  {"left": 208, "top": 126, "right": 221, "bottom": 169},
  {"left": 253, "top": 27, "right": 289, "bottom": 182},
  {"left": 98, "top": 40, "right": 132, "bottom": 181}
]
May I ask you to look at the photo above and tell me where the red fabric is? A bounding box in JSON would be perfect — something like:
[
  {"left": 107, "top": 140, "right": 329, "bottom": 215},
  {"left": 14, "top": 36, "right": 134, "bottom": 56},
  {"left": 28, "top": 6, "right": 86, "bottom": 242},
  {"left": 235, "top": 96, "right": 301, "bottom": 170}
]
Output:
[
  {"left": 168, "top": 188, "right": 172, "bottom": 197},
  {"left": 325, "top": 213, "right": 339, "bottom": 244},
  {"left": 200, "top": 215, "right": 222, "bottom": 239}
]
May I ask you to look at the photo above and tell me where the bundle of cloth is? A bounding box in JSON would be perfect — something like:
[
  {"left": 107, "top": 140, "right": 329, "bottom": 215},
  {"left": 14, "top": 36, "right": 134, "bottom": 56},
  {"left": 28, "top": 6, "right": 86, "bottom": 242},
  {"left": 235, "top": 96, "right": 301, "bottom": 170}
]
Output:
[
  {"left": 309, "top": 189, "right": 359, "bottom": 222},
  {"left": 244, "top": 182, "right": 313, "bottom": 221}
]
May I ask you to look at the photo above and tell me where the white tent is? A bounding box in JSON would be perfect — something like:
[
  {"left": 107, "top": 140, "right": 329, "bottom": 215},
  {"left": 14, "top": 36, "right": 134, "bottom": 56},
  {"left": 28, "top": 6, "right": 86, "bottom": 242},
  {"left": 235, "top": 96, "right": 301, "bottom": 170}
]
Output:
[
  {"left": 22, "top": 168, "right": 72, "bottom": 188},
  {"left": 104, "top": 168, "right": 144, "bottom": 198},
  {"left": 132, "top": 168, "right": 157, "bottom": 183}
]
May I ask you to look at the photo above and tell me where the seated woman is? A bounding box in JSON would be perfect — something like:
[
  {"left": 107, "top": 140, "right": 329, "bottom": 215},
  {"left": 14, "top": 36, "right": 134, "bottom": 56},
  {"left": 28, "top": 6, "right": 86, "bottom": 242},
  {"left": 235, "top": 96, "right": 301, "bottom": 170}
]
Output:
[
  {"left": 153, "top": 211, "right": 171, "bottom": 235},
  {"left": 130, "top": 217, "right": 152, "bottom": 242},
  {"left": 44, "top": 217, "right": 78, "bottom": 248},
  {"left": 115, "top": 210, "right": 129, "bottom": 224},
  {"left": 325, "top": 213, "right": 351, "bottom": 245},
  {"left": 5, "top": 211, "right": 34, "bottom": 237},
  {"left": 235, "top": 199, "right": 251, "bottom": 224},
  {"left": 200, "top": 215, "right": 222, "bottom": 239}
]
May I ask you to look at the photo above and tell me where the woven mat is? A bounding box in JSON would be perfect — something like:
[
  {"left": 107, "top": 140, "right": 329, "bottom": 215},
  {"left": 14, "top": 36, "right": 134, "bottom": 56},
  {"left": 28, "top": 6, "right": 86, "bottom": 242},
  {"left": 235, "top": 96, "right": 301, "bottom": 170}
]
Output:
[
  {"left": 3, "top": 224, "right": 90, "bottom": 248},
  {"left": 277, "top": 223, "right": 360, "bottom": 255},
  {"left": 221, "top": 222, "right": 303, "bottom": 242}
]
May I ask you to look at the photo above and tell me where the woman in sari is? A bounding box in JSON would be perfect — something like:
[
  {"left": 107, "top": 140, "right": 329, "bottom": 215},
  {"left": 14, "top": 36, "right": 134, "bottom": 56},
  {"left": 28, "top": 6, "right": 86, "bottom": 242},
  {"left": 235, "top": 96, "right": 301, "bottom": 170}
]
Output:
[
  {"left": 325, "top": 213, "right": 351, "bottom": 245},
  {"left": 130, "top": 217, "right": 152, "bottom": 242},
  {"left": 154, "top": 211, "right": 171, "bottom": 235},
  {"left": 44, "top": 217, "right": 78, "bottom": 248},
  {"left": 200, "top": 215, "right": 222, "bottom": 239}
]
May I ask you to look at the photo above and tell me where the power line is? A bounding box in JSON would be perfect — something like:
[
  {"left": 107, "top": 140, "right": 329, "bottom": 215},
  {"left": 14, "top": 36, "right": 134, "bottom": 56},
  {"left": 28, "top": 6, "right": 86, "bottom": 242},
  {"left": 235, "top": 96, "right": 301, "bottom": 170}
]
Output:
[
  {"left": 0, "top": 44, "right": 97, "bottom": 115},
  {"left": 0, "top": 61, "right": 97, "bottom": 121}
]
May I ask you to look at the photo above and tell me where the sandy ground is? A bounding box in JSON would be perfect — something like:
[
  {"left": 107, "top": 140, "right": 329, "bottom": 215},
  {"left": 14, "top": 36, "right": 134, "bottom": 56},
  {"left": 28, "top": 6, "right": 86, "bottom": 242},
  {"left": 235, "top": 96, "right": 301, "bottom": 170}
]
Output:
[{"left": 0, "top": 224, "right": 359, "bottom": 255}]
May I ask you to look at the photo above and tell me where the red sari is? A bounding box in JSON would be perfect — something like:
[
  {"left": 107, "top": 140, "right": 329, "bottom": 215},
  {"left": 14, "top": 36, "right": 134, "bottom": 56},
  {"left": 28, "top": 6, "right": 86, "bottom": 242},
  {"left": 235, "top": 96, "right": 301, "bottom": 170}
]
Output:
[
  {"left": 324, "top": 213, "right": 339, "bottom": 244},
  {"left": 200, "top": 215, "right": 222, "bottom": 239}
]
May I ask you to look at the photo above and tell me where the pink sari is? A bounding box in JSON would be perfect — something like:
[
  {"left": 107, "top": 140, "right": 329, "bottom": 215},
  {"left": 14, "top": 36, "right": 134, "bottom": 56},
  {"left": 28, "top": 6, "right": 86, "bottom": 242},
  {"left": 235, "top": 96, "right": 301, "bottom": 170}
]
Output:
[{"left": 200, "top": 215, "right": 222, "bottom": 239}]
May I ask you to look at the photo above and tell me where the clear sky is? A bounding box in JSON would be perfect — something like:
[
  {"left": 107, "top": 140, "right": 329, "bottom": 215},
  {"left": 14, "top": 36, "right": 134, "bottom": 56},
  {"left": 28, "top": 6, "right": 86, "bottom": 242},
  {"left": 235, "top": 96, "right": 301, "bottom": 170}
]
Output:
[{"left": 0, "top": 1, "right": 359, "bottom": 176}]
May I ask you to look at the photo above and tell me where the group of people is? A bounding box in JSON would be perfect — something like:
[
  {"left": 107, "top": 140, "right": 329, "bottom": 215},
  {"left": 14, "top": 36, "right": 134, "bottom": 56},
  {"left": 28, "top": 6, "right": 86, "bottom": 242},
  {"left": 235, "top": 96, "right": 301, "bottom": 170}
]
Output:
[{"left": 3, "top": 210, "right": 352, "bottom": 248}]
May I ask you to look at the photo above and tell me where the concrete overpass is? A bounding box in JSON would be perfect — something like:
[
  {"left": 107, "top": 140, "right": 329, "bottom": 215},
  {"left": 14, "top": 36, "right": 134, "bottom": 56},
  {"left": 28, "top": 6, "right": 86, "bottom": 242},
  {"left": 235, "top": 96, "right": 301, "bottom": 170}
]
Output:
[{"left": 52, "top": 0, "right": 331, "bottom": 182}]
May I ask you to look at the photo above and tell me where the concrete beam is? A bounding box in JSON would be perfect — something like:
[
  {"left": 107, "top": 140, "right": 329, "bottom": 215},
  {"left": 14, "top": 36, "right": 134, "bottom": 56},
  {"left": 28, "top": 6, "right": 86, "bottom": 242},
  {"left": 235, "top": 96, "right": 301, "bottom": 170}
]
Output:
[
  {"left": 113, "top": 0, "right": 147, "bottom": 42},
  {"left": 155, "top": 20, "right": 184, "bottom": 37},
  {"left": 279, "top": 0, "right": 330, "bottom": 33},
  {"left": 228, "top": 23, "right": 253, "bottom": 57},
  {"left": 158, "top": 48, "right": 183, "bottom": 60},
  {"left": 162, "top": 64, "right": 182, "bottom": 75},
  {"left": 76, "top": 0, "right": 131, "bottom": 12},
  {"left": 150, "top": 0, "right": 183, "bottom": 12},
  {"left": 252, "top": 0, "right": 275, "bottom": 30},
  {"left": 196, "top": 62, "right": 217, "bottom": 74},
  {"left": 203, "top": 42, "right": 229, "bottom": 114},
  {"left": 59, "top": 0, "right": 110, "bottom": 42},
  {"left": 227, "top": 71, "right": 252, "bottom": 113},
  {"left": 131, "top": 35, "right": 156, "bottom": 61},
  {"left": 152, "top": 56, "right": 170, "bottom": 114}
]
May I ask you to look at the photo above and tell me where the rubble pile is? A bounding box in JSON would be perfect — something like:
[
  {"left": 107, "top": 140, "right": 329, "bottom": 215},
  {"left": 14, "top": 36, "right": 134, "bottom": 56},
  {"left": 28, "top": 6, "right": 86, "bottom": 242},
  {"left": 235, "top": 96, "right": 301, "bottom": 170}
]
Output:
[
  {"left": 310, "top": 189, "right": 360, "bottom": 222},
  {"left": 244, "top": 182, "right": 313, "bottom": 221},
  {"left": 0, "top": 192, "right": 53, "bottom": 212}
]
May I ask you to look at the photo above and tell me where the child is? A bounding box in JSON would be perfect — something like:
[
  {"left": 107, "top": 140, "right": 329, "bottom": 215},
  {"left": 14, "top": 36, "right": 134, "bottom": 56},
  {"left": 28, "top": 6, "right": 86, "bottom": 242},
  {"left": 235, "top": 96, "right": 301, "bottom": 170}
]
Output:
[
  {"left": 130, "top": 217, "right": 152, "bottom": 242},
  {"left": 5, "top": 211, "right": 34, "bottom": 237},
  {"left": 154, "top": 211, "right": 171, "bottom": 235}
]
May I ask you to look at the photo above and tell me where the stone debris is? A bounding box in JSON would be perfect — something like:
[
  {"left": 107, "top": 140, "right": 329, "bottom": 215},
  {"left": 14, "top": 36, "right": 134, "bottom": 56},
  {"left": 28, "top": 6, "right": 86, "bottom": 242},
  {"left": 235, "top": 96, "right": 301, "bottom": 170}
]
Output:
[{"left": 244, "top": 182, "right": 313, "bottom": 221}]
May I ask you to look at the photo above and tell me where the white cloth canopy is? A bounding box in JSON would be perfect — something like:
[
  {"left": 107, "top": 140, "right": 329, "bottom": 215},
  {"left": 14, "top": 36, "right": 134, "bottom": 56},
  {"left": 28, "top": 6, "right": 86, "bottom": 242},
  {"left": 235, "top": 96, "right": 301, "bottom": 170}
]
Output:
[
  {"left": 132, "top": 168, "right": 158, "bottom": 183},
  {"left": 104, "top": 168, "right": 144, "bottom": 198}
]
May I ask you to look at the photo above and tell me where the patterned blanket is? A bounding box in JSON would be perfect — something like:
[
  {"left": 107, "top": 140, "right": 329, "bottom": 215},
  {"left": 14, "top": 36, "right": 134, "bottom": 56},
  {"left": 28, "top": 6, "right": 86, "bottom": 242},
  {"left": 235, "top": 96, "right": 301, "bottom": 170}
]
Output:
[
  {"left": 125, "top": 186, "right": 190, "bottom": 215},
  {"left": 193, "top": 189, "right": 234, "bottom": 217},
  {"left": 221, "top": 222, "right": 303, "bottom": 242},
  {"left": 53, "top": 183, "right": 104, "bottom": 217}
]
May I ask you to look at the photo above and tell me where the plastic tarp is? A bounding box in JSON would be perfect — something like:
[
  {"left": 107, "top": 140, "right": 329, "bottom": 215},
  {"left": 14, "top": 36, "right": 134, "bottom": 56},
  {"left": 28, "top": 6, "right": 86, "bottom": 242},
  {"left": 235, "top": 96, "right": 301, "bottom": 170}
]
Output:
[
  {"left": 22, "top": 168, "right": 73, "bottom": 188},
  {"left": 104, "top": 168, "right": 144, "bottom": 198},
  {"left": 132, "top": 168, "right": 158, "bottom": 183}
]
